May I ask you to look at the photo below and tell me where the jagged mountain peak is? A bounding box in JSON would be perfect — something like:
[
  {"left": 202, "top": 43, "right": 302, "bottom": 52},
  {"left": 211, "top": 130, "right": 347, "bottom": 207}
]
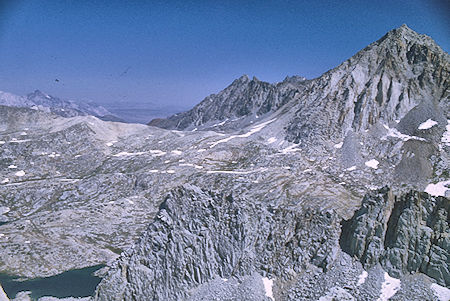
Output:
[
  {"left": 150, "top": 25, "right": 448, "bottom": 152},
  {"left": 283, "top": 25, "right": 449, "bottom": 145},
  {"left": 235, "top": 74, "right": 250, "bottom": 83},
  {"left": 350, "top": 24, "right": 447, "bottom": 69},
  {"left": 148, "top": 73, "right": 305, "bottom": 130},
  {"left": 28, "top": 89, "right": 53, "bottom": 100},
  {"left": 387, "top": 23, "right": 436, "bottom": 44}
]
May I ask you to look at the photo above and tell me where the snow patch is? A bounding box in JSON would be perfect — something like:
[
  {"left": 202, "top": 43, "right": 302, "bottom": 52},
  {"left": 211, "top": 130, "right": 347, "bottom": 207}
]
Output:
[
  {"left": 365, "top": 159, "right": 379, "bottom": 169},
  {"left": 15, "top": 170, "right": 25, "bottom": 177},
  {"left": 10, "top": 138, "right": 31, "bottom": 143},
  {"left": 8, "top": 165, "right": 17, "bottom": 169},
  {"left": 424, "top": 180, "right": 450, "bottom": 197},
  {"left": 430, "top": 283, "right": 450, "bottom": 301},
  {"left": 382, "top": 124, "right": 425, "bottom": 142},
  {"left": 166, "top": 170, "right": 175, "bottom": 174},
  {"left": 346, "top": 166, "right": 357, "bottom": 171},
  {"left": 267, "top": 137, "right": 277, "bottom": 144},
  {"left": 334, "top": 142, "right": 343, "bottom": 149},
  {"left": 197, "top": 148, "right": 206, "bottom": 153},
  {"left": 418, "top": 119, "right": 437, "bottom": 130},
  {"left": 1, "top": 178, "right": 9, "bottom": 184},
  {"left": 280, "top": 144, "right": 301, "bottom": 154},
  {"left": 48, "top": 152, "right": 61, "bottom": 158},
  {"left": 206, "top": 168, "right": 267, "bottom": 175},
  {"left": 179, "top": 163, "right": 194, "bottom": 167},
  {"left": 113, "top": 151, "right": 147, "bottom": 157},
  {"left": 171, "top": 150, "right": 182, "bottom": 155},
  {"left": 212, "top": 119, "right": 228, "bottom": 127},
  {"left": 376, "top": 272, "right": 401, "bottom": 301},
  {"left": 357, "top": 270, "right": 368, "bottom": 286},
  {"left": 0, "top": 141, "right": 5, "bottom": 145},
  {"left": 20, "top": 132, "right": 27, "bottom": 136},
  {"left": 262, "top": 277, "right": 275, "bottom": 301},
  {"left": 106, "top": 140, "right": 117, "bottom": 147},
  {"left": 209, "top": 119, "right": 276, "bottom": 148},
  {"left": 149, "top": 150, "right": 166, "bottom": 156}
]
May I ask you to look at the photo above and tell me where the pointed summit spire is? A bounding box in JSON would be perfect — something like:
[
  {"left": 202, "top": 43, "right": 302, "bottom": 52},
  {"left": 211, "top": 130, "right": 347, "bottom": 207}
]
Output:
[{"left": 238, "top": 74, "right": 250, "bottom": 81}]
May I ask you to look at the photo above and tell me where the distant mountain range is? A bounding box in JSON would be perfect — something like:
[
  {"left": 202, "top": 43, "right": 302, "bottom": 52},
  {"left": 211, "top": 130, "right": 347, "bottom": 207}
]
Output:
[{"left": 0, "top": 90, "right": 124, "bottom": 122}]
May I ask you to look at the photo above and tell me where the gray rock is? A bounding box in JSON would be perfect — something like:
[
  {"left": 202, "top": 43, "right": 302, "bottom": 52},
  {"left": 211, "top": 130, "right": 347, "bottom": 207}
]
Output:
[
  {"left": 94, "top": 184, "right": 340, "bottom": 300},
  {"left": 340, "top": 187, "right": 449, "bottom": 286}
]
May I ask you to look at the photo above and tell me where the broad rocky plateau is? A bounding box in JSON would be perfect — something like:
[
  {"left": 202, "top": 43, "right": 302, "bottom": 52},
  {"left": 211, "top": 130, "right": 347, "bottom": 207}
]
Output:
[{"left": 0, "top": 25, "right": 449, "bottom": 300}]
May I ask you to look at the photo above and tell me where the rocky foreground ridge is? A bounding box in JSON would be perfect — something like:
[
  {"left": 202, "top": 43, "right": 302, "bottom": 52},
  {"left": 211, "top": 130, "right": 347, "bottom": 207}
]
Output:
[{"left": 93, "top": 186, "right": 448, "bottom": 300}]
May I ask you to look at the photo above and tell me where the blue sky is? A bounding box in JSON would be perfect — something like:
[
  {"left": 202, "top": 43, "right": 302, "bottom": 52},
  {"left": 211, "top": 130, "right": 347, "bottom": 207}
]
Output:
[{"left": 0, "top": 0, "right": 448, "bottom": 108}]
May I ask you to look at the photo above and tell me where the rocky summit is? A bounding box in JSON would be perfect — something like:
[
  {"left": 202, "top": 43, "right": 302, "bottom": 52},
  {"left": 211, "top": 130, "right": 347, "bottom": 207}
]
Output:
[{"left": 0, "top": 25, "right": 449, "bottom": 301}]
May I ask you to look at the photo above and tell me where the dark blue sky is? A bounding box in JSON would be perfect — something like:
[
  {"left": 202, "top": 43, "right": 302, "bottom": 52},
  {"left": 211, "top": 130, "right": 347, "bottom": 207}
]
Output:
[{"left": 0, "top": 0, "right": 448, "bottom": 108}]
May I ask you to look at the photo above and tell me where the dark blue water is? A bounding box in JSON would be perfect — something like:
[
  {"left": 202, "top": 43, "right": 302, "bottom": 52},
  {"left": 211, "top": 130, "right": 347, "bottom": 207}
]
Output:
[{"left": 0, "top": 265, "right": 104, "bottom": 300}]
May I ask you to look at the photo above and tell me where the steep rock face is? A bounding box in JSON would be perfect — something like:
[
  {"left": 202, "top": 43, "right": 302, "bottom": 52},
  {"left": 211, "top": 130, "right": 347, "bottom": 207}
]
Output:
[
  {"left": 148, "top": 75, "right": 307, "bottom": 130},
  {"left": 285, "top": 25, "right": 449, "bottom": 144},
  {"left": 94, "top": 185, "right": 340, "bottom": 301},
  {"left": 340, "top": 187, "right": 449, "bottom": 286},
  {"left": 148, "top": 25, "right": 449, "bottom": 148}
]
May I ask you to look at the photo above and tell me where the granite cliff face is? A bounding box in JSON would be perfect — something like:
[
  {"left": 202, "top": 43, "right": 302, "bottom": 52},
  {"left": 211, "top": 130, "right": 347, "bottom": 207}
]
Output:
[
  {"left": 94, "top": 186, "right": 449, "bottom": 300},
  {"left": 94, "top": 185, "right": 340, "bottom": 301},
  {"left": 341, "top": 188, "right": 449, "bottom": 286},
  {"left": 148, "top": 75, "right": 308, "bottom": 131},
  {"left": 285, "top": 25, "right": 449, "bottom": 144}
]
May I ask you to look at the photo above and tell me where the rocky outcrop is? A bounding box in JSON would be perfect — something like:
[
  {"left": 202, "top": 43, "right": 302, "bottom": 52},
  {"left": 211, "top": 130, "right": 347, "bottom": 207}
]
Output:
[
  {"left": 148, "top": 75, "right": 307, "bottom": 130},
  {"left": 285, "top": 25, "right": 449, "bottom": 145},
  {"left": 94, "top": 185, "right": 340, "bottom": 300},
  {"left": 340, "top": 187, "right": 449, "bottom": 286}
]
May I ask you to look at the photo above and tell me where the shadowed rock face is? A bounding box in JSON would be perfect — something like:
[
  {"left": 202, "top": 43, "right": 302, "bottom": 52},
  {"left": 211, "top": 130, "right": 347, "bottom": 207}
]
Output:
[
  {"left": 95, "top": 185, "right": 449, "bottom": 300},
  {"left": 340, "top": 187, "right": 449, "bottom": 286},
  {"left": 94, "top": 185, "right": 340, "bottom": 301}
]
